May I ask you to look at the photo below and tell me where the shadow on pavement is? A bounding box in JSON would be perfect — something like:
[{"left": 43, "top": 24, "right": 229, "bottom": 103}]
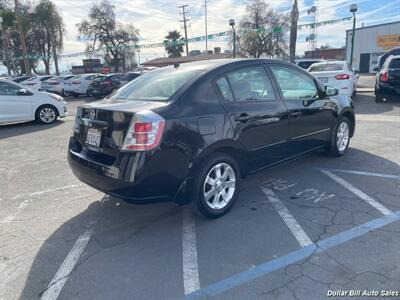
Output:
[
  {"left": 19, "top": 148, "right": 400, "bottom": 299},
  {"left": 353, "top": 94, "right": 400, "bottom": 115},
  {"left": 0, "top": 120, "right": 63, "bottom": 139}
]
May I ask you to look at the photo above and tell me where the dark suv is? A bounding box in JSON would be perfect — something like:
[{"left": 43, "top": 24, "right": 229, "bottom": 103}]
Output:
[
  {"left": 68, "top": 59, "right": 355, "bottom": 218},
  {"left": 375, "top": 55, "right": 400, "bottom": 103},
  {"left": 87, "top": 73, "right": 123, "bottom": 98}
]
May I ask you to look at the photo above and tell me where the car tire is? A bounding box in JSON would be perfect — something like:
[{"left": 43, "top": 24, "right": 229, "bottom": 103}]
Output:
[
  {"left": 192, "top": 153, "right": 241, "bottom": 218},
  {"left": 375, "top": 94, "right": 384, "bottom": 103},
  {"left": 329, "top": 116, "right": 351, "bottom": 157},
  {"left": 35, "top": 105, "right": 58, "bottom": 124}
]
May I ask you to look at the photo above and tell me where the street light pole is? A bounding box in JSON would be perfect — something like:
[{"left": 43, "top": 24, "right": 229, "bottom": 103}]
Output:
[
  {"left": 229, "top": 19, "right": 236, "bottom": 58},
  {"left": 349, "top": 4, "right": 358, "bottom": 68}
]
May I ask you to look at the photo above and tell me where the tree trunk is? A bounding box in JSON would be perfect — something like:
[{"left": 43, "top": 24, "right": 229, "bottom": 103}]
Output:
[
  {"left": 43, "top": 59, "right": 50, "bottom": 74},
  {"left": 52, "top": 30, "right": 60, "bottom": 75},
  {"left": 113, "top": 54, "right": 119, "bottom": 72},
  {"left": 289, "top": 0, "right": 299, "bottom": 63}
]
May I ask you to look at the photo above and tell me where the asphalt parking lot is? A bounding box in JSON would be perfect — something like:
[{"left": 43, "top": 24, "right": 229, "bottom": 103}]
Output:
[{"left": 1, "top": 88, "right": 399, "bottom": 300}]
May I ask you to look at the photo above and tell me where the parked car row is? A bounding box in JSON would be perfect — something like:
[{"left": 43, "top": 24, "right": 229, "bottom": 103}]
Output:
[{"left": 1, "top": 69, "right": 150, "bottom": 99}]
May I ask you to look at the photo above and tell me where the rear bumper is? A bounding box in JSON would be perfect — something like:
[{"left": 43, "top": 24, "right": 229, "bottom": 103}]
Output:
[
  {"left": 376, "top": 83, "right": 400, "bottom": 99},
  {"left": 67, "top": 137, "right": 189, "bottom": 203}
]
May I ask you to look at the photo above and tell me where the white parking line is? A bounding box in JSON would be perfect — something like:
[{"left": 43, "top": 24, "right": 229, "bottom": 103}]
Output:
[
  {"left": 321, "top": 170, "right": 392, "bottom": 216},
  {"left": 41, "top": 221, "right": 96, "bottom": 300},
  {"left": 182, "top": 206, "right": 200, "bottom": 295},
  {"left": 13, "top": 184, "right": 84, "bottom": 200},
  {"left": 261, "top": 186, "right": 313, "bottom": 248},
  {"left": 319, "top": 168, "right": 400, "bottom": 180},
  {"left": 0, "top": 184, "right": 85, "bottom": 224}
]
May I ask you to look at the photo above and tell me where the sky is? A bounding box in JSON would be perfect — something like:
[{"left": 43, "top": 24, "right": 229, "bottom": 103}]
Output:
[{"left": 2, "top": 0, "right": 400, "bottom": 74}]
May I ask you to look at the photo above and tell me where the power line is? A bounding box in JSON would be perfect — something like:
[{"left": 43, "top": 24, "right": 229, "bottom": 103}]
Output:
[{"left": 179, "top": 4, "right": 190, "bottom": 56}]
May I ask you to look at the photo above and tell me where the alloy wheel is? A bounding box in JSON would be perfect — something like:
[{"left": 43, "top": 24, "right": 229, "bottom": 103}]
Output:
[
  {"left": 336, "top": 121, "right": 349, "bottom": 152},
  {"left": 39, "top": 107, "right": 56, "bottom": 124},
  {"left": 203, "top": 162, "right": 236, "bottom": 210}
]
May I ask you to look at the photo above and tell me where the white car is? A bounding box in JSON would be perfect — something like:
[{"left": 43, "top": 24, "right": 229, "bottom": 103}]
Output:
[
  {"left": 40, "top": 75, "right": 75, "bottom": 96},
  {"left": 20, "top": 75, "right": 55, "bottom": 91},
  {"left": 0, "top": 79, "right": 67, "bottom": 125},
  {"left": 308, "top": 61, "right": 358, "bottom": 97},
  {"left": 64, "top": 73, "right": 105, "bottom": 97}
]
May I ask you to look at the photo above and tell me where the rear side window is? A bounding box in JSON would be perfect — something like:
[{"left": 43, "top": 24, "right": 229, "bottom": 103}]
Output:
[
  {"left": 216, "top": 77, "right": 234, "bottom": 102},
  {"left": 390, "top": 59, "right": 400, "bottom": 69},
  {"left": 270, "top": 66, "right": 318, "bottom": 99},
  {"left": 224, "top": 66, "right": 276, "bottom": 102}
]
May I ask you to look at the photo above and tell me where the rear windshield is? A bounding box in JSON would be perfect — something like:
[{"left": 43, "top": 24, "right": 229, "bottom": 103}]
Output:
[
  {"left": 110, "top": 68, "right": 202, "bottom": 101},
  {"left": 309, "top": 64, "right": 344, "bottom": 72},
  {"left": 297, "top": 61, "right": 318, "bottom": 69},
  {"left": 390, "top": 59, "right": 400, "bottom": 69},
  {"left": 123, "top": 73, "right": 141, "bottom": 81}
]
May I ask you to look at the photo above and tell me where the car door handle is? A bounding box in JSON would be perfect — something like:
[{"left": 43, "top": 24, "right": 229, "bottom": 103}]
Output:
[
  {"left": 289, "top": 112, "right": 302, "bottom": 119},
  {"left": 234, "top": 113, "right": 250, "bottom": 122}
]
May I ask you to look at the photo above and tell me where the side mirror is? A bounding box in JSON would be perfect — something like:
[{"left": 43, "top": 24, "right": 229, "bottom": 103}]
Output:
[
  {"left": 17, "top": 88, "right": 29, "bottom": 95},
  {"left": 373, "top": 67, "right": 379, "bottom": 72},
  {"left": 325, "top": 86, "right": 338, "bottom": 97}
]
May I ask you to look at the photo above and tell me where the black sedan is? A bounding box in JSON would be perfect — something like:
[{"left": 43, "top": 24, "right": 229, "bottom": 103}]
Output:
[
  {"left": 87, "top": 73, "right": 123, "bottom": 98},
  {"left": 68, "top": 59, "right": 355, "bottom": 218},
  {"left": 375, "top": 55, "right": 400, "bottom": 103}
]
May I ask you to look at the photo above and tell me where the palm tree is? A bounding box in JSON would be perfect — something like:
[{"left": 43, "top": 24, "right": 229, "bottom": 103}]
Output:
[
  {"left": 164, "top": 30, "right": 184, "bottom": 58},
  {"left": 289, "top": 0, "right": 299, "bottom": 63},
  {"left": 32, "top": 0, "right": 64, "bottom": 75}
]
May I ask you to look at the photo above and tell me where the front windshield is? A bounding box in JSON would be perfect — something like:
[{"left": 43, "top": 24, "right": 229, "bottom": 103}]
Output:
[
  {"left": 110, "top": 68, "right": 202, "bottom": 101},
  {"left": 309, "top": 64, "right": 344, "bottom": 72}
]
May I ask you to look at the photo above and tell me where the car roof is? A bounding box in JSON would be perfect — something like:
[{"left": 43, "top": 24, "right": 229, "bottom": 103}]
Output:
[
  {"left": 171, "top": 58, "right": 295, "bottom": 72},
  {"left": 389, "top": 55, "right": 400, "bottom": 60},
  {"left": 311, "top": 60, "right": 345, "bottom": 66}
]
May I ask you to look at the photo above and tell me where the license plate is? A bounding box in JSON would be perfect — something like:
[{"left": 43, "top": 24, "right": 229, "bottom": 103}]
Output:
[
  {"left": 318, "top": 77, "right": 329, "bottom": 83},
  {"left": 86, "top": 128, "right": 102, "bottom": 147}
]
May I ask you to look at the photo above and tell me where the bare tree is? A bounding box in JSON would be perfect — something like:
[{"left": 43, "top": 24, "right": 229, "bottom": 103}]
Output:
[
  {"left": 239, "top": 0, "right": 289, "bottom": 58},
  {"left": 289, "top": 0, "right": 299, "bottom": 62},
  {"left": 78, "top": 0, "right": 139, "bottom": 72}
]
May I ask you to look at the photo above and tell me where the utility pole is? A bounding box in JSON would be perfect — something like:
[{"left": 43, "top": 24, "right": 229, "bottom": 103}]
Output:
[
  {"left": 14, "top": 0, "right": 31, "bottom": 75},
  {"left": 204, "top": 0, "right": 208, "bottom": 52},
  {"left": 349, "top": 4, "right": 358, "bottom": 68},
  {"left": 179, "top": 5, "right": 190, "bottom": 56},
  {"left": 289, "top": 0, "right": 299, "bottom": 63}
]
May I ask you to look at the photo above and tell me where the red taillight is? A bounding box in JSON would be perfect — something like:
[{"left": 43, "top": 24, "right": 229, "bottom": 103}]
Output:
[
  {"left": 380, "top": 71, "right": 389, "bottom": 82},
  {"left": 335, "top": 74, "right": 350, "bottom": 80},
  {"left": 72, "top": 80, "right": 81, "bottom": 84},
  {"left": 122, "top": 111, "right": 165, "bottom": 151}
]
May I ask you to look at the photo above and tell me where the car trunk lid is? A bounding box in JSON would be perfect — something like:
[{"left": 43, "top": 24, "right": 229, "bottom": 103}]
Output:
[{"left": 75, "top": 99, "right": 167, "bottom": 161}]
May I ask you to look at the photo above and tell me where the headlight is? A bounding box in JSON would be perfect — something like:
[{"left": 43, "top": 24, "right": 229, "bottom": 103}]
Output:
[{"left": 49, "top": 93, "right": 64, "bottom": 102}]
